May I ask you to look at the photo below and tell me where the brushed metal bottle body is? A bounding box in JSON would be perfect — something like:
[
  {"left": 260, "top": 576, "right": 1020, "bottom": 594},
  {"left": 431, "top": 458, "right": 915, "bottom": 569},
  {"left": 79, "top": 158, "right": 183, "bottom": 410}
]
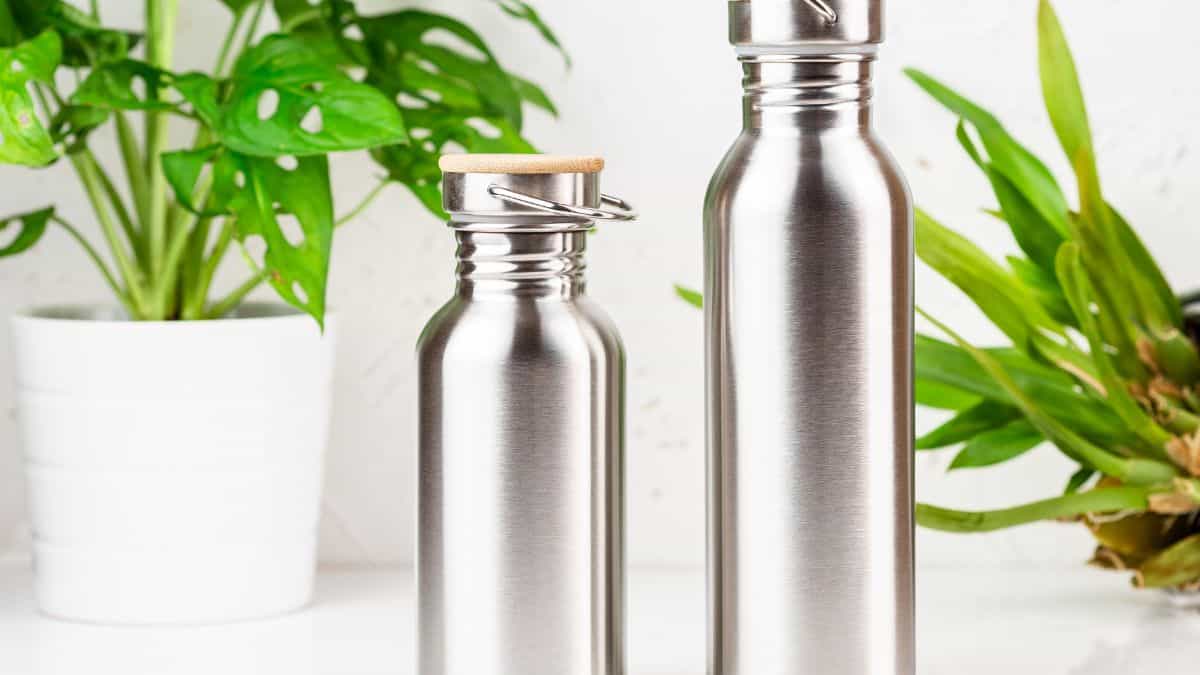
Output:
[
  {"left": 704, "top": 10, "right": 915, "bottom": 674},
  {"left": 418, "top": 170, "right": 625, "bottom": 675}
]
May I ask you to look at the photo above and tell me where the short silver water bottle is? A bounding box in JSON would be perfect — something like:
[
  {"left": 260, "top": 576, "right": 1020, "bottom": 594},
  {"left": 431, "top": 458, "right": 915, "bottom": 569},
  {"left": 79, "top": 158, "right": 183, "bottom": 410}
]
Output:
[
  {"left": 418, "top": 155, "right": 635, "bottom": 675},
  {"left": 705, "top": 2, "right": 915, "bottom": 674}
]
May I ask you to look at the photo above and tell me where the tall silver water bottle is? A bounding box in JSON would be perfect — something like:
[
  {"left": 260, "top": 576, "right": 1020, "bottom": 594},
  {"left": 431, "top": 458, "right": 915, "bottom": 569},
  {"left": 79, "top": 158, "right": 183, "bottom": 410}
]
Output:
[
  {"left": 418, "top": 154, "right": 635, "bottom": 675},
  {"left": 705, "top": 1, "right": 914, "bottom": 674}
]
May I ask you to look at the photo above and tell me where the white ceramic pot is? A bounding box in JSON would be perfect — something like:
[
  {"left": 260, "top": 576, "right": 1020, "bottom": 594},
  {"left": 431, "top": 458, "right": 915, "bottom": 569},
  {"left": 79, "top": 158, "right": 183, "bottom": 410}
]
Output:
[{"left": 10, "top": 303, "right": 336, "bottom": 624}]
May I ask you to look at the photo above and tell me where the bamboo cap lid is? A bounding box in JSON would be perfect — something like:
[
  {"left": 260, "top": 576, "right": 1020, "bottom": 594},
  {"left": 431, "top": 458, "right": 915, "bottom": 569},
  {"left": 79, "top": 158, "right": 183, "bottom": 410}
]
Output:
[{"left": 439, "top": 154, "right": 604, "bottom": 175}]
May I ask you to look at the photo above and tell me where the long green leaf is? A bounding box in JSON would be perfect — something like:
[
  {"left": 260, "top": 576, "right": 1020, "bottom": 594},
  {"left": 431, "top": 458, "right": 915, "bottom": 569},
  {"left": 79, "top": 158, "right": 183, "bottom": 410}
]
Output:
[
  {"left": 1038, "top": 1, "right": 1177, "bottom": 334},
  {"left": 916, "top": 378, "right": 981, "bottom": 411},
  {"left": 905, "top": 67, "right": 1070, "bottom": 236},
  {"left": 1006, "top": 256, "right": 1074, "bottom": 327},
  {"left": 916, "top": 400, "right": 1022, "bottom": 450},
  {"left": 916, "top": 334, "right": 1124, "bottom": 442},
  {"left": 948, "top": 420, "right": 1043, "bottom": 470},
  {"left": 917, "top": 486, "right": 1153, "bottom": 533},
  {"left": 986, "top": 168, "right": 1064, "bottom": 275},
  {"left": 1038, "top": 0, "right": 1100, "bottom": 208},
  {"left": 1108, "top": 204, "right": 1181, "bottom": 329},
  {"left": 916, "top": 208, "right": 1062, "bottom": 350},
  {"left": 918, "top": 309, "right": 1178, "bottom": 485},
  {"left": 674, "top": 284, "right": 702, "bottom": 309},
  {"left": 1056, "top": 243, "right": 1174, "bottom": 454},
  {"left": 1064, "top": 466, "right": 1096, "bottom": 494}
]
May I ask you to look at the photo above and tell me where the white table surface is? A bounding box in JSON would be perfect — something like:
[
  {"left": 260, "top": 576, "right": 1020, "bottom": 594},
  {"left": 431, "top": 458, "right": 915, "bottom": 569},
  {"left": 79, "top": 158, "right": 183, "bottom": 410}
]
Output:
[{"left": 1, "top": 561, "right": 1197, "bottom": 674}]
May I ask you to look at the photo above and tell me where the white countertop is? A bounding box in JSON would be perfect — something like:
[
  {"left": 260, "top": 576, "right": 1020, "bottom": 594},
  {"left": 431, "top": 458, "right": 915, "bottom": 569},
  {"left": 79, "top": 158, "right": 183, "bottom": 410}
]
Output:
[{"left": 1, "top": 562, "right": 1197, "bottom": 674}]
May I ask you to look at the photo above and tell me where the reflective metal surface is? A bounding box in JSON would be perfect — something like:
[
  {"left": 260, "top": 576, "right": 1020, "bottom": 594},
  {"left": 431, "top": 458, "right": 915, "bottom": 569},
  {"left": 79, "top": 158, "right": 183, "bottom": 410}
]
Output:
[
  {"left": 418, "top": 167, "right": 627, "bottom": 675},
  {"left": 705, "top": 2, "right": 915, "bottom": 672},
  {"left": 730, "top": 0, "right": 883, "bottom": 48}
]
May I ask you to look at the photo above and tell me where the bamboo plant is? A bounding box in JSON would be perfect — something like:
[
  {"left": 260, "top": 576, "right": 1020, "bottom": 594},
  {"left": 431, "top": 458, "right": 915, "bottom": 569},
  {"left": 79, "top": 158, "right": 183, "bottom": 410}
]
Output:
[
  {"left": 0, "top": 0, "right": 565, "bottom": 325},
  {"left": 677, "top": 0, "right": 1200, "bottom": 589}
]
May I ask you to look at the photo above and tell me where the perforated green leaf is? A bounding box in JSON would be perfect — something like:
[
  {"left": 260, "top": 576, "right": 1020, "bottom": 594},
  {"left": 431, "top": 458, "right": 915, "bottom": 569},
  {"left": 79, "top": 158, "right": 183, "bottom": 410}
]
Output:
[
  {"left": 161, "top": 144, "right": 247, "bottom": 216},
  {"left": 235, "top": 153, "right": 333, "bottom": 326},
  {"left": 358, "top": 10, "right": 523, "bottom": 128},
  {"left": 210, "top": 34, "right": 407, "bottom": 157},
  {"left": 371, "top": 109, "right": 533, "bottom": 219},
  {"left": 492, "top": 0, "right": 569, "bottom": 67},
  {"left": 0, "top": 29, "right": 60, "bottom": 165},
  {"left": 0, "top": 205, "right": 51, "bottom": 256},
  {"left": 47, "top": 103, "right": 107, "bottom": 153},
  {"left": 3, "top": 0, "right": 137, "bottom": 65},
  {"left": 72, "top": 59, "right": 179, "bottom": 112}
]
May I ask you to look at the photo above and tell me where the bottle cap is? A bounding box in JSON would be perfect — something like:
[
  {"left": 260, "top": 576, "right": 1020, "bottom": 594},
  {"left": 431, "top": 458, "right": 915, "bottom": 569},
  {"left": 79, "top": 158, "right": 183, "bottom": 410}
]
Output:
[
  {"left": 439, "top": 154, "right": 635, "bottom": 224},
  {"left": 729, "top": 0, "right": 883, "bottom": 49}
]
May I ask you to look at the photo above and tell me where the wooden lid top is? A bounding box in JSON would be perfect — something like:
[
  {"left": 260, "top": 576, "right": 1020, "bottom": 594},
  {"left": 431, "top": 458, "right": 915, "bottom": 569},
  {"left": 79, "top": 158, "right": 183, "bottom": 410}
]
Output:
[{"left": 439, "top": 154, "right": 604, "bottom": 175}]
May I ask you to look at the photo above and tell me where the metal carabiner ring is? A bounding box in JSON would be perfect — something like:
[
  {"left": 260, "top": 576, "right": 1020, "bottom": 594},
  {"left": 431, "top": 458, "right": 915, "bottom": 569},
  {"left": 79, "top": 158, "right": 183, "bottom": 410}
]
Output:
[
  {"left": 802, "top": 0, "right": 838, "bottom": 24},
  {"left": 487, "top": 185, "right": 638, "bottom": 222}
]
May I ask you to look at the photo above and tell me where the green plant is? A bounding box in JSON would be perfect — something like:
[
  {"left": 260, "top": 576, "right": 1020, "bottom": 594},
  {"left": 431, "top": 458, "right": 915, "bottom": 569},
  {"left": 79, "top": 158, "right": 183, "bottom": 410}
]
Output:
[
  {"left": 675, "top": 0, "right": 1200, "bottom": 590},
  {"left": 909, "top": 0, "right": 1200, "bottom": 590},
  {"left": 0, "top": 0, "right": 564, "bottom": 325}
]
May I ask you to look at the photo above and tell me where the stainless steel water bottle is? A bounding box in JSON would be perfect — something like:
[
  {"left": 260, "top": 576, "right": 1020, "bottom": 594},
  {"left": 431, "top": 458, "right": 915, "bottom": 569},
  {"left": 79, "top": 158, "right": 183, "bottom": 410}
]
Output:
[
  {"left": 705, "top": 2, "right": 915, "bottom": 674},
  {"left": 418, "top": 154, "right": 635, "bottom": 675}
]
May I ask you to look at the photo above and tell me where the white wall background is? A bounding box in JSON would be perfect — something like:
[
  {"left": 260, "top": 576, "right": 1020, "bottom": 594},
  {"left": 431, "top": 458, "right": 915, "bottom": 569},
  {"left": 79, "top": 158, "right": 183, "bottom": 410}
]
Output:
[{"left": 1, "top": 0, "right": 1198, "bottom": 570}]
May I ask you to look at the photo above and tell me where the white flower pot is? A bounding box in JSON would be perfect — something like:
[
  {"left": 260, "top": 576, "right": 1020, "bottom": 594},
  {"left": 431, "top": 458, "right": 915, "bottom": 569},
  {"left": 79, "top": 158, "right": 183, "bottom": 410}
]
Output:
[{"left": 10, "top": 303, "right": 336, "bottom": 625}]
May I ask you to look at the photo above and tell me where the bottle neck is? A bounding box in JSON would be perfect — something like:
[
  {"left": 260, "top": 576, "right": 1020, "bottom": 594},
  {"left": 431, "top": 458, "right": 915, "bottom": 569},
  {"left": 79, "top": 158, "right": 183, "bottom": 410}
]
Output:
[
  {"left": 739, "top": 51, "right": 875, "bottom": 130},
  {"left": 454, "top": 229, "right": 587, "bottom": 299}
]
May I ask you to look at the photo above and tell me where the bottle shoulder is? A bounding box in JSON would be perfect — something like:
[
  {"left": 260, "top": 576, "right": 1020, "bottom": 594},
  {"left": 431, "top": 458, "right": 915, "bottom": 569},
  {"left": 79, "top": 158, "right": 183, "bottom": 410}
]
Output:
[
  {"left": 417, "top": 296, "right": 624, "bottom": 367},
  {"left": 705, "top": 128, "right": 911, "bottom": 226}
]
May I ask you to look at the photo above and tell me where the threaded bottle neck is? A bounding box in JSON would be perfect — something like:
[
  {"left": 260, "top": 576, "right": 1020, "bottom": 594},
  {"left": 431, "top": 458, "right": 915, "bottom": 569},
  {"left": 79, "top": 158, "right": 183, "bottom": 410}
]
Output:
[
  {"left": 739, "top": 51, "right": 875, "bottom": 129},
  {"left": 454, "top": 229, "right": 587, "bottom": 299}
]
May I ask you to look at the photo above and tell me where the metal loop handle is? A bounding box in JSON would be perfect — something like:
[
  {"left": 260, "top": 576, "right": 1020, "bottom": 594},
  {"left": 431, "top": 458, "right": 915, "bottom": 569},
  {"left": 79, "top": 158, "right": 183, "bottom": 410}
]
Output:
[
  {"left": 802, "top": 0, "right": 838, "bottom": 23},
  {"left": 487, "top": 185, "right": 638, "bottom": 222}
]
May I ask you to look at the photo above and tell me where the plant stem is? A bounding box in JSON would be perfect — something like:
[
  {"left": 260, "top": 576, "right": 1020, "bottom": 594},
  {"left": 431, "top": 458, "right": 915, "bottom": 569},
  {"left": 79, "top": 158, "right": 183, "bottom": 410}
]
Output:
[
  {"left": 237, "top": 0, "right": 268, "bottom": 57},
  {"left": 51, "top": 214, "right": 132, "bottom": 314},
  {"left": 144, "top": 0, "right": 179, "bottom": 284},
  {"left": 88, "top": 0, "right": 99, "bottom": 20},
  {"left": 206, "top": 269, "right": 268, "bottom": 319},
  {"left": 85, "top": 149, "right": 143, "bottom": 265},
  {"left": 180, "top": 216, "right": 213, "bottom": 316},
  {"left": 335, "top": 179, "right": 390, "bottom": 228},
  {"left": 185, "top": 217, "right": 238, "bottom": 318},
  {"left": 153, "top": 171, "right": 214, "bottom": 315},
  {"left": 916, "top": 486, "right": 1156, "bottom": 533},
  {"left": 213, "top": 7, "right": 247, "bottom": 77},
  {"left": 73, "top": 154, "right": 149, "bottom": 316},
  {"left": 280, "top": 7, "right": 322, "bottom": 33},
  {"left": 114, "top": 113, "right": 151, "bottom": 233}
]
